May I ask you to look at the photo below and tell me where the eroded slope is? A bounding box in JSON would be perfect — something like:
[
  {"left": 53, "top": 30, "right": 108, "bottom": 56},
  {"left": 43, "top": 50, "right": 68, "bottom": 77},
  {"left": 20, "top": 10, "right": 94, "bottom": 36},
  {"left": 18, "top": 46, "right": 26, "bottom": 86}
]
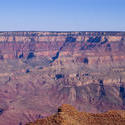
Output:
[{"left": 0, "top": 32, "right": 125, "bottom": 125}]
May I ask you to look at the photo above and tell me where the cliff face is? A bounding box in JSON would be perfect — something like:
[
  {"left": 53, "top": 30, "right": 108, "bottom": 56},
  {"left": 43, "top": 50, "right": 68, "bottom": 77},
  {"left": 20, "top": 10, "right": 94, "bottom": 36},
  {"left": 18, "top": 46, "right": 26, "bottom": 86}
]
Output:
[
  {"left": 26, "top": 104, "right": 125, "bottom": 125},
  {"left": 0, "top": 31, "right": 125, "bottom": 63},
  {"left": 0, "top": 32, "right": 125, "bottom": 125}
]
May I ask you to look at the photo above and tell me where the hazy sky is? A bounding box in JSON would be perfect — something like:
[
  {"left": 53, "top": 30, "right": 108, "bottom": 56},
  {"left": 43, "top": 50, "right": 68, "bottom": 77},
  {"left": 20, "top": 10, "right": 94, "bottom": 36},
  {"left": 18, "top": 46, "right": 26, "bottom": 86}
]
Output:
[{"left": 0, "top": 0, "right": 125, "bottom": 31}]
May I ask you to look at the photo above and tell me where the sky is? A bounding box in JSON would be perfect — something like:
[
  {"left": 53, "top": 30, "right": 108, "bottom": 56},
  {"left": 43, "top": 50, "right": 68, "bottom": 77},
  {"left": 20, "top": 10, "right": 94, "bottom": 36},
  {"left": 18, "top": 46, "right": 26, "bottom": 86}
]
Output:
[{"left": 0, "top": 0, "right": 125, "bottom": 31}]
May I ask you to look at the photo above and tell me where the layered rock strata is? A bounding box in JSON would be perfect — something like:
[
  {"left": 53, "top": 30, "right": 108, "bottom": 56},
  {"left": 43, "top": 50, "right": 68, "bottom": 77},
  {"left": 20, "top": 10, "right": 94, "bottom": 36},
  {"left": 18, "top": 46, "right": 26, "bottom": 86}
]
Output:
[{"left": 0, "top": 32, "right": 125, "bottom": 125}]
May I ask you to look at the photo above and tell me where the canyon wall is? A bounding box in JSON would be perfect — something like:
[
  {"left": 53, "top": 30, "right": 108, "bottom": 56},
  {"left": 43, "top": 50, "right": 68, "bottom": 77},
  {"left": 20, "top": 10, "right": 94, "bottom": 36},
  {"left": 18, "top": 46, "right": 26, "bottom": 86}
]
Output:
[
  {"left": 0, "top": 32, "right": 125, "bottom": 125},
  {"left": 0, "top": 31, "right": 125, "bottom": 65}
]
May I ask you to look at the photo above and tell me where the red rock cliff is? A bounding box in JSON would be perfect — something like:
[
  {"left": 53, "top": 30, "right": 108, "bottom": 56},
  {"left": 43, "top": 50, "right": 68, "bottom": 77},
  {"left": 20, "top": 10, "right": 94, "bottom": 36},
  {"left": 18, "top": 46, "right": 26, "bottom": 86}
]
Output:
[{"left": 0, "top": 31, "right": 124, "bottom": 65}]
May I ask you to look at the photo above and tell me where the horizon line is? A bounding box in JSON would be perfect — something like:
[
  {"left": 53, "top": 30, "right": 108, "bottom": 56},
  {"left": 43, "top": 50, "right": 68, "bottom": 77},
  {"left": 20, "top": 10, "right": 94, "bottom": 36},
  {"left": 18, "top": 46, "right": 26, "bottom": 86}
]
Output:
[{"left": 0, "top": 30, "right": 125, "bottom": 32}]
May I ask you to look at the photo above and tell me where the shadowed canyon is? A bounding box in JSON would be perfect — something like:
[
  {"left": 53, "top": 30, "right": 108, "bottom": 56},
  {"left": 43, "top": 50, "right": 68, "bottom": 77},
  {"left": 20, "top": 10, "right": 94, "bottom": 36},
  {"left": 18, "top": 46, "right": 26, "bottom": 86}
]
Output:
[{"left": 0, "top": 31, "right": 125, "bottom": 125}]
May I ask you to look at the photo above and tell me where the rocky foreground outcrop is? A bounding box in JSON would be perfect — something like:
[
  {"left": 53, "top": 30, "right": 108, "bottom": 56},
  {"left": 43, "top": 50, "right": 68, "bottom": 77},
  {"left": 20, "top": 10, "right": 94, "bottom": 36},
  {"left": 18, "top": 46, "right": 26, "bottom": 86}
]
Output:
[
  {"left": 0, "top": 32, "right": 125, "bottom": 125},
  {"left": 26, "top": 104, "right": 125, "bottom": 125}
]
